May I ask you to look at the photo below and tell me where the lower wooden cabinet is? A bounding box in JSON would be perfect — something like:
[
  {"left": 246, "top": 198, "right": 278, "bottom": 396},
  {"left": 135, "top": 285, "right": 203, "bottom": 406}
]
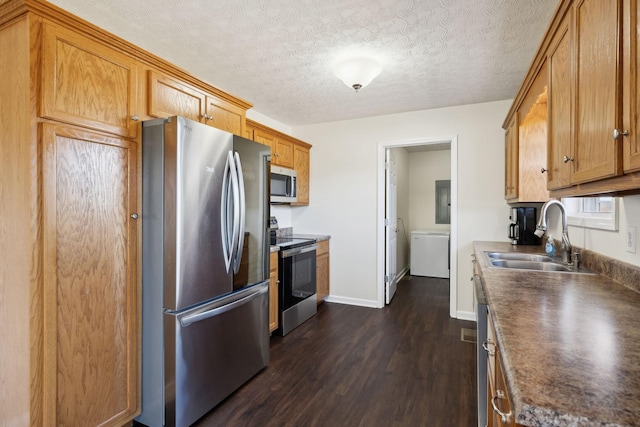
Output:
[
  {"left": 41, "top": 123, "right": 140, "bottom": 425},
  {"left": 269, "top": 251, "right": 279, "bottom": 333},
  {"left": 316, "top": 240, "right": 330, "bottom": 303},
  {"left": 487, "top": 311, "right": 522, "bottom": 427}
]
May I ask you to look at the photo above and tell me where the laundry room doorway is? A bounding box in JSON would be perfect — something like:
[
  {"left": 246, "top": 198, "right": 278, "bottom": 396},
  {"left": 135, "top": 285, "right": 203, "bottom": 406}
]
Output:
[{"left": 377, "top": 136, "right": 458, "bottom": 318}]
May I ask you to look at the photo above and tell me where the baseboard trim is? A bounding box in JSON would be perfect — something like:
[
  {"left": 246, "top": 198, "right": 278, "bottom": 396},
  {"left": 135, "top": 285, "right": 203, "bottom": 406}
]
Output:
[{"left": 323, "top": 295, "right": 379, "bottom": 308}]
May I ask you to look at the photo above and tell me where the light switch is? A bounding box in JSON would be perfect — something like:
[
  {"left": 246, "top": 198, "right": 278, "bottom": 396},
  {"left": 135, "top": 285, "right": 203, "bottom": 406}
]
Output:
[{"left": 626, "top": 226, "right": 637, "bottom": 254}]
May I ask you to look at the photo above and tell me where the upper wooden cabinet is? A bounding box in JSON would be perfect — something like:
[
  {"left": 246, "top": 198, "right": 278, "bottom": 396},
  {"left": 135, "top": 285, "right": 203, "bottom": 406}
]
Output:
[
  {"left": 506, "top": 60, "right": 550, "bottom": 203},
  {"left": 546, "top": 11, "right": 573, "bottom": 190},
  {"left": 505, "top": 0, "right": 640, "bottom": 197},
  {"left": 623, "top": 0, "right": 640, "bottom": 173},
  {"left": 247, "top": 119, "right": 312, "bottom": 205},
  {"left": 504, "top": 114, "right": 519, "bottom": 201},
  {"left": 148, "top": 70, "right": 247, "bottom": 135},
  {"left": 148, "top": 70, "right": 206, "bottom": 122},
  {"left": 571, "top": 0, "right": 623, "bottom": 184},
  {"left": 274, "top": 138, "right": 294, "bottom": 168},
  {"left": 41, "top": 21, "right": 139, "bottom": 138},
  {"left": 292, "top": 143, "right": 310, "bottom": 205}
]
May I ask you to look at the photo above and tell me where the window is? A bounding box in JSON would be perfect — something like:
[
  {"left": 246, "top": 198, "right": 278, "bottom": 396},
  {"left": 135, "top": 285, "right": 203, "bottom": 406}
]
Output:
[{"left": 562, "top": 196, "right": 618, "bottom": 231}]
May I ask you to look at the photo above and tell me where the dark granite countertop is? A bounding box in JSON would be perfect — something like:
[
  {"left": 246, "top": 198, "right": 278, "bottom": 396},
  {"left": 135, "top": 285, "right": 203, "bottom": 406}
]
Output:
[{"left": 474, "top": 241, "right": 640, "bottom": 427}]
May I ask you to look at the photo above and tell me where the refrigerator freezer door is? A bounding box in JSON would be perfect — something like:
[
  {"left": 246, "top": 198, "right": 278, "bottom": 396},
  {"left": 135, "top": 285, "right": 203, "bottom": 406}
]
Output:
[{"left": 164, "top": 281, "right": 270, "bottom": 427}]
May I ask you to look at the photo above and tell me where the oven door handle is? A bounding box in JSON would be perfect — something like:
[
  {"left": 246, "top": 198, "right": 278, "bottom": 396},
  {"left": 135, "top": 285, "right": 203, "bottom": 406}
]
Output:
[{"left": 281, "top": 243, "right": 317, "bottom": 258}]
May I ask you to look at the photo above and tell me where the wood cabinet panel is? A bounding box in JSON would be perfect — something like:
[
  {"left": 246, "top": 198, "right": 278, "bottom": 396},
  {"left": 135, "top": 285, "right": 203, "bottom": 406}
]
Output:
[
  {"left": 41, "top": 21, "right": 139, "bottom": 138},
  {"left": 42, "top": 124, "right": 139, "bottom": 426},
  {"left": 253, "top": 128, "right": 276, "bottom": 151},
  {"left": 571, "top": 0, "right": 623, "bottom": 183},
  {"left": 292, "top": 143, "right": 310, "bottom": 205},
  {"left": 274, "top": 138, "right": 294, "bottom": 168},
  {"left": 547, "top": 14, "right": 573, "bottom": 190},
  {"left": 316, "top": 240, "right": 330, "bottom": 304},
  {"left": 504, "top": 115, "right": 518, "bottom": 200},
  {"left": 269, "top": 251, "right": 279, "bottom": 333},
  {"left": 206, "top": 96, "right": 245, "bottom": 136},
  {"left": 147, "top": 70, "right": 205, "bottom": 122},
  {"left": 624, "top": 0, "right": 640, "bottom": 172}
]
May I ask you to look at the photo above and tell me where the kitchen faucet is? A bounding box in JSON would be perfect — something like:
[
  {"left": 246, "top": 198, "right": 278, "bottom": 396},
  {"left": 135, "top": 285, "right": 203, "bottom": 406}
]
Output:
[{"left": 534, "top": 199, "right": 572, "bottom": 264}]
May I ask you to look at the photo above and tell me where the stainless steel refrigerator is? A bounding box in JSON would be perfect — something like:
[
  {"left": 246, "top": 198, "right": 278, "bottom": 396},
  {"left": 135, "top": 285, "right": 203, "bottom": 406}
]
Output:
[{"left": 137, "top": 116, "right": 271, "bottom": 427}]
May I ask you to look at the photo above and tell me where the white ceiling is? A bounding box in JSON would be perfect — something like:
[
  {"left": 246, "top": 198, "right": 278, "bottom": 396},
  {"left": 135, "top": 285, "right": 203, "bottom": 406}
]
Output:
[{"left": 47, "top": 0, "right": 559, "bottom": 127}]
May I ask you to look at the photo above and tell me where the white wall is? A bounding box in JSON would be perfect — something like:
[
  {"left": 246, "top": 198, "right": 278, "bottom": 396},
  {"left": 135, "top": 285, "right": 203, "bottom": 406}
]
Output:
[
  {"left": 548, "top": 195, "right": 640, "bottom": 267},
  {"left": 408, "top": 149, "right": 452, "bottom": 232},
  {"left": 290, "top": 100, "right": 510, "bottom": 315}
]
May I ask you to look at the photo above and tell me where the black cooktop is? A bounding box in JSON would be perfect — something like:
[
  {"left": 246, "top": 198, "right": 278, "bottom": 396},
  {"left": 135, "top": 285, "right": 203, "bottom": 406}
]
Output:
[{"left": 271, "top": 236, "right": 316, "bottom": 249}]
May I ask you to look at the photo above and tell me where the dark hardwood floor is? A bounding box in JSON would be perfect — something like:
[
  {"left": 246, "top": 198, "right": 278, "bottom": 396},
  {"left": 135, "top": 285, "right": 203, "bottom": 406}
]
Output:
[{"left": 196, "top": 276, "right": 478, "bottom": 426}]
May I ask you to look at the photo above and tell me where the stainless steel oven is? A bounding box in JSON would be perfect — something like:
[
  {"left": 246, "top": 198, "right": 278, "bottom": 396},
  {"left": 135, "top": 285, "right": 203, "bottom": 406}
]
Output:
[{"left": 276, "top": 239, "right": 317, "bottom": 335}]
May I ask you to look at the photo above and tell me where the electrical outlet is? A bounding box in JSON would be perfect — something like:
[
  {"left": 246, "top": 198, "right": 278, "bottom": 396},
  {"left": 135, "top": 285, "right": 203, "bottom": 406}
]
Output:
[{"left": 627, "top": 227, "right": 637, "bottom": 254}]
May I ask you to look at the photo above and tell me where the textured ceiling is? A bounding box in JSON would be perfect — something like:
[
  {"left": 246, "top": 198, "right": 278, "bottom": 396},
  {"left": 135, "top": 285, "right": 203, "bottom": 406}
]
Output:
[{"left": 47, "top": 0, "right": 559, "bottom": 126}]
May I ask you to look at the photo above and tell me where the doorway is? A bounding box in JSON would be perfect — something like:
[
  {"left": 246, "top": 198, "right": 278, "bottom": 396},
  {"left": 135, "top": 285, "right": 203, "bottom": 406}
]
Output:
[{"left": 376, "top": 136, "right": 458, "bottom": 318}]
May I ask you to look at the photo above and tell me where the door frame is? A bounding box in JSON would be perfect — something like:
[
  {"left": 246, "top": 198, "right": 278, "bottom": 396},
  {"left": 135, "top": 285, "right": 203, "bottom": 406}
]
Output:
[{"left": 376, "top": 135, "right": 458, "bottom": 318}]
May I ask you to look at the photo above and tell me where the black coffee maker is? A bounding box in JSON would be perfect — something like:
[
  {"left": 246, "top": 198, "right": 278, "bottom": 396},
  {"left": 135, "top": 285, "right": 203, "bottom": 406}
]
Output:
[{"left": 509, "top": 207, "right": 540, "bottom": 245}]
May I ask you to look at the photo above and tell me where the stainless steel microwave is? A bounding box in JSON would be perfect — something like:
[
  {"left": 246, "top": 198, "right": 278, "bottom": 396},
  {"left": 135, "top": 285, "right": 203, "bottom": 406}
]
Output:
[{"left": 270, "top": 165, "right": 297, "bottom": 203}]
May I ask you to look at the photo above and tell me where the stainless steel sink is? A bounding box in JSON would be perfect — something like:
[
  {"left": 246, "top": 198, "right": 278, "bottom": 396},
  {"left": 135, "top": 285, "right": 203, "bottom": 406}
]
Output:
[
  {"left": 487, "top": 258, "right": 596, "bottom": 274},
  {"left": 487, "top": 252, "right": 553, "bottom": 262},
  {"left": 490, "top": 259, "right": 571, "bottom": 271}
]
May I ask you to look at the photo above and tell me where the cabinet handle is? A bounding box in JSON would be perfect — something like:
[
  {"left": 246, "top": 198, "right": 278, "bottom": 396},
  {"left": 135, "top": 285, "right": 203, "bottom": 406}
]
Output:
[
  {"left": 562, "top": 155, "right": 573, "bottom": 163},
  {"left": 131, "top": 213, "right": 139, "bottom": 219},
  {"left": 540, "top": 167, "right": 547, "bottom": 173},
  {"left": 131, "top": 115, "right": 139, "bottom": 121},
  {"left": 208, "top": 114, "right": 213, "bottom": 120},
  {"left": 482, "top": 339, "right": 495, "bottom": 356},
  {"left": 491, "top": 390, "right": 512, "bottom": 423},
  {"left": 612, "top": 129, "right": 629, "bottom": 140}
]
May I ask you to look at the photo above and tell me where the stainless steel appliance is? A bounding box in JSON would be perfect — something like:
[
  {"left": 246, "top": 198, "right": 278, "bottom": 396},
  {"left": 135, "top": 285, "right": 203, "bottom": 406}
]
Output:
[
  {"left": 270, "top": 165, "right": 297, "bottom": 203},
  {"left": 474, "top": 274, "right": 488, "bottom": 427},
  {"left": 137, "top": 116, "right": 271, "bottom": 427},
  {"left": 269, "top": 218, "right": 317, "bottom": 335},
  {"left": 508, "top": 207, "right": 540, "bottom": 245}
]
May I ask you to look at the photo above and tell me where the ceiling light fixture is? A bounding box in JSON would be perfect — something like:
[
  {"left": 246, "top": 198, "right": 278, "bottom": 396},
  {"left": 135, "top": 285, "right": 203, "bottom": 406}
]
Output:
[{"left": 333, "top": 57, "right": 382, "bottom": 92}]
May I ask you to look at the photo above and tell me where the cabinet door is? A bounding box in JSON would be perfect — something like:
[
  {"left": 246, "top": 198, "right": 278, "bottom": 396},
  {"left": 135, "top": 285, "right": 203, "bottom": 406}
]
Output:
[
  {"left": 41, "top": 21, "right": 139, "bottom": 138},
  {"left": 147, "top": 70, "right": 205, "bottom": 122},
  {"left": 274, "top": 138, "right": 294, "bottom": 168},
  {"left": 254, "top": 128, "right": 276, "bottom": 152},
  {"left": 316, "top": 240, "right": 330, "bottom": 304},
  {"left": 205, "top": 96, "right": 245, "bottom": 135},
  {"left": 269, "top": 251, "right": 279, "bottom": 333},
  {"left": 547, "top": 13, "right": 573, "bottom": 190},
  {"left": 42, "top": 124, "right": 139, "bottom": 426},
  {"left": 292, "top": 143, "right": 310, "bottom": 206},
  {"left": 571, "top": 0, "right": 623, "bottom": 183},
  {"left": 624, "top": 0, "right": 640, "bottom": 172},
  {"left": 504, "top": 115, "right": 518, "bottom": 200}
]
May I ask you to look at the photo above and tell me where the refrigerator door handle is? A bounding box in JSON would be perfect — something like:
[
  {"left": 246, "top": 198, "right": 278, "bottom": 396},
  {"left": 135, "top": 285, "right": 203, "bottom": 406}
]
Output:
[
  {"left": 221, "top": 151, "right": 241, "bottom": 274},
  {"left": 221, "top": 152, "right": 233, "bottom": 272},
  {"left": 232, "top": 152, "right": 246, "bottom": 274},
  {"left": 179, "top": 282, "right": 269, "bottom": 326}
]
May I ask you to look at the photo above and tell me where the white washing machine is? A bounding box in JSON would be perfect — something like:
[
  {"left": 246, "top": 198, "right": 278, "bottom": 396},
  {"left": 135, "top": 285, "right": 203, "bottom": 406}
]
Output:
[{"left": 410, "top": 230, "right": 450, "bottom": 278}]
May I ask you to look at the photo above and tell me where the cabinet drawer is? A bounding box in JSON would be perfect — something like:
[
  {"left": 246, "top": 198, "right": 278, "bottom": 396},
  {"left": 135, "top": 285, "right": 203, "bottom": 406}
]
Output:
[{"left": 41, "top": 21, "right": 139, "bottom": 138}]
